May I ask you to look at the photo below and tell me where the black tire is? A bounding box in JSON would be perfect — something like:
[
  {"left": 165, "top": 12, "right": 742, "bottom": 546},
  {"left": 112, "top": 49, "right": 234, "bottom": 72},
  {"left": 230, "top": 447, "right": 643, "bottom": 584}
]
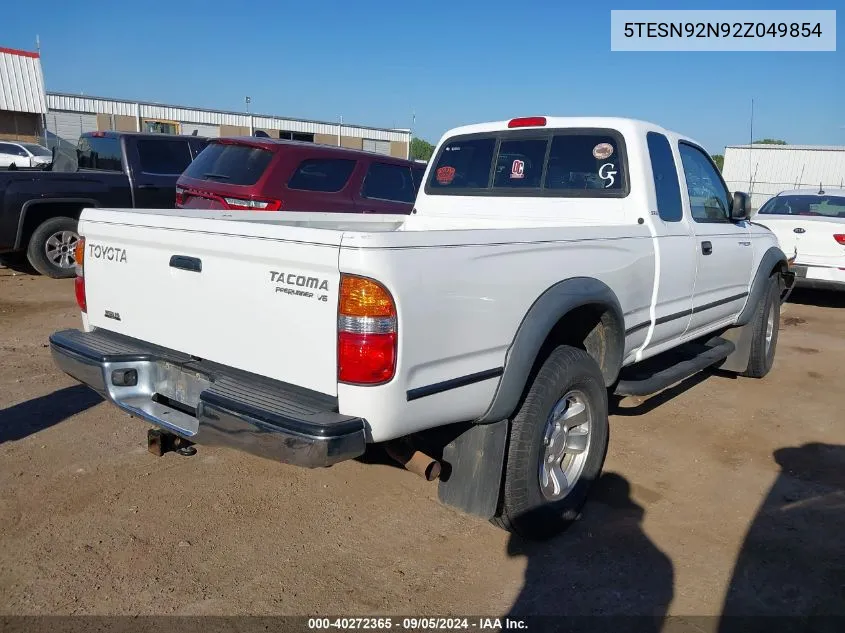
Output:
[
  {"left": 26, "top": 216, "right": 80, "bottom": 279},
  {"left": 492, "top": 345, "right": 609, "bottom": 540},
  {"left": 742, "top": 273, "right": 781, "bottom": 378}
]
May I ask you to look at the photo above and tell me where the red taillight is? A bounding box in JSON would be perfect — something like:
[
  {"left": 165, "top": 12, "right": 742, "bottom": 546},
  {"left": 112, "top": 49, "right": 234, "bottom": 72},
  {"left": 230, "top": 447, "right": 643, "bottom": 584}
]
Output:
[
  {"left": 74, "top": 236, "right": 86, "bottom": 312},
  {"left": 222, "top": 196, "right": 282, "bottom": 211},
  {"left": 834, "top": 234, "right": 845, "bottom": 245},
  {"left": 175, "top": 186, "right": 185, "bottom": 207},
  {"left": 338, "top": 331, "right": 397, "bottom": 384},
  {"left": 74, "top": 276, "right": 86, "bottom": 312},
  {"left": 337, "top": 275, "right": 397, "bottom": 385},
  {"left": 508, "top": 116, "right": 547, "bottom": 128}
]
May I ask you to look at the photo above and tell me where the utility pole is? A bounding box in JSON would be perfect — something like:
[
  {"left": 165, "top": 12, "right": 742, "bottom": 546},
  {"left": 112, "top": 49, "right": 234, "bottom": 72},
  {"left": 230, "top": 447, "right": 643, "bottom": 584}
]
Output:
[
  {"left": 245, "top": 96, "right": 251, "bottom": 113},
  {"left": 409, "top": 110, "right": 415, "bottom": 160},
  {"left": 749, "top": 98, "right": 754, "bottom": 193},
  {"left": 36, "top": 35, "right": 48, "bottom": 147}
]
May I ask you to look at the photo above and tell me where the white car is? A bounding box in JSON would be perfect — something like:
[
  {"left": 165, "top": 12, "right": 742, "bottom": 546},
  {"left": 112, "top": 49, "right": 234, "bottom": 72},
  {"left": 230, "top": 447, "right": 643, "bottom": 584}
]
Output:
[
  {"left": 49, "top": 116, "right": 791, "bottom": 539},
  {"left": 0, "top": 141, "right": 52, "bottom": 168},
  {"left": 753, "top": 188, "right": 845, "bottom": 291}
]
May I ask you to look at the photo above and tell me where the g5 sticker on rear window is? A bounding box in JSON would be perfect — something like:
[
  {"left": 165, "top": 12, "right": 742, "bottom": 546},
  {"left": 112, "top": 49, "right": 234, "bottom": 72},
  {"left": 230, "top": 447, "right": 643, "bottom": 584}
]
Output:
[
  {"left": 436, "top": 166, "right": 456, "bottom": 185},
  {"left": 593, "top": 143, "right": 614, "bottom": 160},
  {"left": 598, "top": 163, "right": 617, "bottom": 188}
]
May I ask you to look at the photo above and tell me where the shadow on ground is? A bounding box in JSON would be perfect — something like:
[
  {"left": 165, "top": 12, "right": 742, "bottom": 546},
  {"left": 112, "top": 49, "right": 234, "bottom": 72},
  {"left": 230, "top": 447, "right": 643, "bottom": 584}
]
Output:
[
  {"left": 787, "top": 288, "right": 845, "bottom": 309},
  {"left": 0, "top": 384, "right": 102, "bottom": 443},
  {"left": 718, "top": 442, "right": 845, "bottom": 633},
  {"left": 503, "top": 445, "right": 845, "bottom": 632},
  {"left": 0, "top": 253, "right": 35, "bottom": 275},
  {"left": 505, "top": 472, "right": 673, "bottom": 632}
]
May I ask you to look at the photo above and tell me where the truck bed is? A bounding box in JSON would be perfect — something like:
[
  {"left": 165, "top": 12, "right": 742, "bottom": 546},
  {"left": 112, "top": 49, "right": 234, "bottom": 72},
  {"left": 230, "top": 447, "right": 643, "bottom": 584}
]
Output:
[{"left": 77, "top": 206, "right": 655, "bottom": 439}]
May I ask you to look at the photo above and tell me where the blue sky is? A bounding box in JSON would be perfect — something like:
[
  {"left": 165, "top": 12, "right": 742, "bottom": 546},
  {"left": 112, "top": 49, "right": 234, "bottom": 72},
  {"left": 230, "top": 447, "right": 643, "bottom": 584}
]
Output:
[{"left": 2, "top": 0, "right": 842, "bottom": 154}]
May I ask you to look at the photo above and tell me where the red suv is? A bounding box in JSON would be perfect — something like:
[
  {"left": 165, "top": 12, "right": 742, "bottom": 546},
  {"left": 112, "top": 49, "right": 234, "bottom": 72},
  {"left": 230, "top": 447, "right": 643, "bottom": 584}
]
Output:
[{"left": 176, "top": 137, "right": 425, "bottom": 214}]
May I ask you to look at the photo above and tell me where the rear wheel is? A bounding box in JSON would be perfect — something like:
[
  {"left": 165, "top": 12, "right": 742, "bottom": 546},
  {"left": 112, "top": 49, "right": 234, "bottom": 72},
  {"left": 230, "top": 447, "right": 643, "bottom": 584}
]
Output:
[
  {"left": 26, "top": 217, "right": 79, "bottom": 279},
  {"left": 493, "top": 345, "right": 609, "bottom": 540},
  {"left": 742, "top": 273, "right": 781, "bottom": 378}
]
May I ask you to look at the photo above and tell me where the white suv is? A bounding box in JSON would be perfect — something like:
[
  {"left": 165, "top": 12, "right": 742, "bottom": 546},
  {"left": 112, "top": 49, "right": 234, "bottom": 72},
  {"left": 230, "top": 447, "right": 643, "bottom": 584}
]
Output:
[{"left": 0, "top": 141, "right": 52, "bottom": 168}]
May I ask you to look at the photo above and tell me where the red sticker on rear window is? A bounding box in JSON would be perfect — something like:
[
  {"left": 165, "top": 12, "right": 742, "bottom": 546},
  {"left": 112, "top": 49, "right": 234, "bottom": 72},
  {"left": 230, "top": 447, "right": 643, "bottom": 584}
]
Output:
[
  {"left": 510, "top": 159, "right": 525, "bottom": 179},
  {"left": 436, "top": 166, "right": 456, "bottom": 185}
]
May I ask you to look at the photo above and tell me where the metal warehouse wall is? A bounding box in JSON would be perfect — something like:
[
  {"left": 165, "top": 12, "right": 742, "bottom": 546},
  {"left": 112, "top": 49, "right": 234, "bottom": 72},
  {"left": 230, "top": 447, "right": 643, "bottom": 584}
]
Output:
[
  {"left": 723, "top": 144, "right": 845, "bottom": 210},
  {"left": 46, "top": 93, "right": 409, "bottom": 144},
  {"left": 0, "top": 48, "right": 47, "bottom": 114},
  {"left": 45, "top": 110, "right": 96, "bottom": 150}
]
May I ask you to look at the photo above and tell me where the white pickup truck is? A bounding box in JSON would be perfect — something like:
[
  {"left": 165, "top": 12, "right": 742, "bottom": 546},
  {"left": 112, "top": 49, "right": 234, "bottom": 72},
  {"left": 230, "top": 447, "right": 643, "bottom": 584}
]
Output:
[{"left": 51, "top": 117, "right": 792, "bottom": 539}]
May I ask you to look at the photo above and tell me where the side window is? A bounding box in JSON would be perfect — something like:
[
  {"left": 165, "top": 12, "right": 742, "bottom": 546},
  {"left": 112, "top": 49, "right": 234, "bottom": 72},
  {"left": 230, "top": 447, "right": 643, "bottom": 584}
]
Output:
[
  {"left": 428, "top": 137, "right": 496, "bottom": 190},
  {"left": 646, "top": 132, "right": 683, "bottom": 222},
  {"left": 678, "top": 143, "right": 730, "bottom": 223},
  {"left": 288, "top": 158, "right": 356, "bottom": 193},
  {"left": 11, "top": 145, "right": 29, "bottom": 157},
  {"left": 77, "top": 136, "right": 123, "bottom": 171},
  {"left": 0, "top": 143, "right": 13, "bottom": 154},
  {"left": 493, "top": 138, "right": 548, "bottom": 188},
  {"left": 137, "top": 139, "right": 193, "bottom": 175},
  {"left": 544, "top": 134, "right": 625, "bottom": 192},
  {"left": 362, "top": 163, "right": 416, "bottom": 203}
]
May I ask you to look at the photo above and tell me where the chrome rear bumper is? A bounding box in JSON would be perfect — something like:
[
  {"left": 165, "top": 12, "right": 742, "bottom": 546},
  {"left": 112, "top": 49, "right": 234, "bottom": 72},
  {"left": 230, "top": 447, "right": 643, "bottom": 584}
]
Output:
[{"left": 49, "top": 328, "right": 366, "bottom": 467}]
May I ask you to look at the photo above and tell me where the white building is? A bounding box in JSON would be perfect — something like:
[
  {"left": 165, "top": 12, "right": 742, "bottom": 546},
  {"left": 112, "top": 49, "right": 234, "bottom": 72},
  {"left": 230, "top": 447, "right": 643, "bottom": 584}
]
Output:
[
  {"left": 722, "top": 144, "right": 845, "bottom": 210},
  {"left": 0, "top": 46, "right": 47, "bottom": 142},
  {"left": 44, "top": 92, "right": 411, "bottom": 158}
]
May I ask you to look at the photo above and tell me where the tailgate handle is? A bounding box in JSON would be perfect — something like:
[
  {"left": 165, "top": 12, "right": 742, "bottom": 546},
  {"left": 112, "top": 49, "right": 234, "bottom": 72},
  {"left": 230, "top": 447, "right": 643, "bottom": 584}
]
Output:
[{"left": 170, "top": 255, "right": 202, "bottom": 273}]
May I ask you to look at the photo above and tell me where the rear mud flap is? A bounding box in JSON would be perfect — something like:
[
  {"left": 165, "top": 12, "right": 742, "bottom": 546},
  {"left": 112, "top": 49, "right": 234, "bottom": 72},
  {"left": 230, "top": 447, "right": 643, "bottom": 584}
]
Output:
[{"left": 437, "top": 419, "right": 508, "bottom": 519}]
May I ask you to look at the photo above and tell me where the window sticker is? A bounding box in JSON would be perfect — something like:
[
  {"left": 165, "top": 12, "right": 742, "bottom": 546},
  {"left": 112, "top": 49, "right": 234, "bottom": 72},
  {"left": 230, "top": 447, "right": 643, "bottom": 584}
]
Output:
[
  {"left": 593, "top": 143, "right": 614, "bottom": 160},
  {"left": 598, "top": 163, "right": 617, "bottom": 188},
  {"left": 436, "top": 165, "right": 456, "bottom": 185},
  {"left": 510, "top": 159, "right": 525, "bottom": 179}
]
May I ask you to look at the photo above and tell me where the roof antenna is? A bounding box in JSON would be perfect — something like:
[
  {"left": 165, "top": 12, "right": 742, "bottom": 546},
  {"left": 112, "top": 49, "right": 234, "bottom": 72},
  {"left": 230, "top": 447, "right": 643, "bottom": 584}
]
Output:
[{"left": 818, "top": 182, "right": 824, "bottom": 195}]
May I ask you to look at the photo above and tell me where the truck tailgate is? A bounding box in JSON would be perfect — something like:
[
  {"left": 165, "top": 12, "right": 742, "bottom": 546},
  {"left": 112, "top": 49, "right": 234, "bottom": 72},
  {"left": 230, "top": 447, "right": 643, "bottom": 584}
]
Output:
[{"left": 79, "top": 208, "right": 342, "bottom": 396}]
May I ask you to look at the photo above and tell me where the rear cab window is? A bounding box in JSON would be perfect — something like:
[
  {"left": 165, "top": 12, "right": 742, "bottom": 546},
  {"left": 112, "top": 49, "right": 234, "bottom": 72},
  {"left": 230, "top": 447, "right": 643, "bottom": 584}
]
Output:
[
  {"left": 758, "top": 195, "right": 845, "bottom": 218},
  {"left": 77, "top": 136, "right": 123, "bottom": 172},
  {"left": 182, "top": 142, "right": 274, "bottom": 185},
  {"left": 426, "top": 129, "right": 627, "bottom": 197}
]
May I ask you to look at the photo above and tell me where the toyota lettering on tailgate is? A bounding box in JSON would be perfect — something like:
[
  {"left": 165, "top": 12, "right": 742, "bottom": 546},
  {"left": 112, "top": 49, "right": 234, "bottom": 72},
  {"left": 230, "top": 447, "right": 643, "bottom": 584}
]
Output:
[{"left": 88, "top": 243, "right": 127, "bottom": 263}]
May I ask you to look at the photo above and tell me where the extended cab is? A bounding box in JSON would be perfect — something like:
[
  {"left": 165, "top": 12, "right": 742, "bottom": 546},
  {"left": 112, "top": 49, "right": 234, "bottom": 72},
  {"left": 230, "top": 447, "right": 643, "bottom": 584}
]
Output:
[
  {"left": 0, "top": 131, "right": 207, "bottom": 278},
  {"left": 50, "top": 117, "right": 792, "bottom": 539}
]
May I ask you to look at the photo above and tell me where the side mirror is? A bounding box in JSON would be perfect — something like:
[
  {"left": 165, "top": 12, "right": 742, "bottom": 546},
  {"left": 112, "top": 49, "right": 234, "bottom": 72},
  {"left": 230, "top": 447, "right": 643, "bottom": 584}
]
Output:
[{"left": 730, "top": 191, "right": 750, "bottom": 221}]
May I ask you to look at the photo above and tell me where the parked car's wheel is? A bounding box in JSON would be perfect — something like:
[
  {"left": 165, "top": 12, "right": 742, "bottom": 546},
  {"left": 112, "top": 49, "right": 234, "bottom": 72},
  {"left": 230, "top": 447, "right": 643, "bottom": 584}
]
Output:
[
  {"left": 26, "top": 217, "right": 80, "bottom": 279},
  {"left": 742, "top": 273, "right": 781, "bottom": 378},
  {"left": 492, "top": 345, "right": 609, "bottom": 540}
]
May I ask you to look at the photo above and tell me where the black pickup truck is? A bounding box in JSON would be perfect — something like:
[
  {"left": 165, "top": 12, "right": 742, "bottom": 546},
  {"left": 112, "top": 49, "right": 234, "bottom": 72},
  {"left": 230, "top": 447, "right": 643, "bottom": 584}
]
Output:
[{"left": 0, "top": 131, "right": 208, "bottom": 278}]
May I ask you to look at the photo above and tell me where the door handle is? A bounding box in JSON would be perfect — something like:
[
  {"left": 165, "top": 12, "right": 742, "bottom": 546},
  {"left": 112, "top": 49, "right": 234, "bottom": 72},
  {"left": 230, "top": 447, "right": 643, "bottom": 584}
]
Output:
[
  {"left": 137, "top": 184, "right": 156, "bottom": 190},
  {"left": 701, "top": 241, "right": 713, "bottom": 255},
  {"left": 170, "top": 255, "right": 202, "bottom": 273}
]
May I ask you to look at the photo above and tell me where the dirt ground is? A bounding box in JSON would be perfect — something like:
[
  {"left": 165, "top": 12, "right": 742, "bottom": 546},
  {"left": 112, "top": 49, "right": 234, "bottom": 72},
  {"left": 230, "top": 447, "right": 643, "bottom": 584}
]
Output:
[{"left": 1, "top": 267, "right": 843, "bottom": 626}]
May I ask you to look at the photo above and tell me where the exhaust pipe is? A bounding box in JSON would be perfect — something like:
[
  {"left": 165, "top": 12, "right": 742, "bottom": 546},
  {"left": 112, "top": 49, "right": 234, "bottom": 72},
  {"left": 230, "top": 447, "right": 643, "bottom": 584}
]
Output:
[{"left": 385, "top": 439, "right": 441, "bottom": 481}]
